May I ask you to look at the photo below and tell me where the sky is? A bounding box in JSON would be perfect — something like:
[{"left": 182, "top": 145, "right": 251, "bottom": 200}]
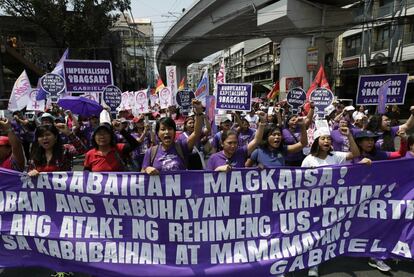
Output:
[{"left": 130, "top": 0, "right": 196, "bottom": 40}]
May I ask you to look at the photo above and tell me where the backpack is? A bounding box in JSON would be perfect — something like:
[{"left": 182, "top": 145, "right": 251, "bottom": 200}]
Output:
[{"left": 150, "top": 143, "right": 187, "bottom": 169}]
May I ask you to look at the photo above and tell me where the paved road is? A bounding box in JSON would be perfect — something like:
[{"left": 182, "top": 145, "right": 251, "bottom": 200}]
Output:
[{"left": 1, "top": 257, "right": 413, "bottom": 276}]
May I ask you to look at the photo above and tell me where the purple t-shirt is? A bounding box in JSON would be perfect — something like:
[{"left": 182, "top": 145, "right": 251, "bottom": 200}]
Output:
[
  {"left": 238, "top": 128, "right": 255, "bottom": 147},
  {"left": 404, "top": 152, "right": 414, "bottom": 159},
  {"left": 131, "top": 132, "right": 151, "bottom": 159},
  {"left": 375, "top": 126, "right": 399, "bottom": 150},
  {"left": 282, "top": 128, "right": 304, "bottom": 162},
  {"left": 80, "top": 123, "right": 96, "bottom": 147},
  {"left": 142, "top": 140, "right": 190, "bottom": 172},
  {"left": 331, "top": 129, "right": 350, "bottom": 152},
  {"left": 212, "top": 131, "right": 222, "bottom": 150},
  {"left": 353, "top": 151, "right": 390, "bottom": 163},
  {"left": 206, "top": 145, "right": 248, "bottom": 170}
]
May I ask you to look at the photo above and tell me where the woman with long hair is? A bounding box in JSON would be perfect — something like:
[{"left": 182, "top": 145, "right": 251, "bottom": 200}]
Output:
[
  {"left": 207, "top": 112, "right": 266, "bottom": 172},
  {"left": 177, "top": 113, "right": 211, "bottom": 170},
  {"left": 28, "top": 124, "right": 86, "bottom": 176},
  {"left": 283, "top": 103, "right": 315, "bottom": 166},
  {"left": 354, "top": 130, "right": 407, "bottom": 163},
  {"left": 141, "top": 100, "right": 204, "bottom": 175},
  {"left": 245, "top": 119, "right": 307, "bottom": 168},
  {"left": 301, "top": 127, "right": 360, "bottom": 277},
  {"left": 301, "top": 127, "right": 359, "bottom": 168},
  {"left": 83, "top": 120, "right": 140, "bottom": 172},
  {"left": 366, "top": 106, "right": 414, "bottom": 151},
  {"left": 406, "top": 134, "right": 414, "bottom": 159}
]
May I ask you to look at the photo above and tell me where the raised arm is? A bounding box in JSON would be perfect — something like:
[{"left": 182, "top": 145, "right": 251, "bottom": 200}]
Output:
[
  {"left": 111, "top": 120, "right": 141, "bottom": 154},
  {"left": 233, "top": 112, "right": 243, "bottom": 132},
  {"left": 247, "top": 112, "right": 266, "bottom": 156},
  {"left": 305, "top": 102, "right": 315, "bottom": 128},
  {"left": 287, "top": 118, "right": 308, "bottom": 154},
  {"left": 343, "top": 127, "right": 360, "bottom": 160},
  {"left": 55, "top": 123, "right": 87, "bottom": 155},
  {"left": 0, "top": 119, "right": 25, "bottom": 170},
  {"left": 187, "top": 99, "right": 204, "bottom": 151},
  {"left": 399, "top": 106, "right": 414, "bottom": 132}
]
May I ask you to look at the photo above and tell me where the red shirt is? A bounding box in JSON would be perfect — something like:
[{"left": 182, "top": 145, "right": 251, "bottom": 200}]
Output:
[
  {"left": 0, "top": 155, "right": 14, "bottom": 170},
  {"left": 84, "top": 144, "right": 126, "bottom": 172}
]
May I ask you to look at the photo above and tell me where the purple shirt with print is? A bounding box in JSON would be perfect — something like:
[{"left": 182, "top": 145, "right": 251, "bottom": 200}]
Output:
[
  {"left": 142, "top": 139, "right": 190, "bottom": 172},
  {"left": 238, "top": 128, "right": 255, "bottom": 147},
  {"left": 282, "top": 128, "right": 304, "bottom": 162},
  {"left": 331, "top": 129, "right": 350, "bottom": 152},
  {"left": 404, "top": 152, "right": 414, "bottom": 159},
  {"left": 375, "top": 126, "right": 399, "bottom": 150},
  {"left": 206, "top": 145, "right": 248, "bottom": 170}
]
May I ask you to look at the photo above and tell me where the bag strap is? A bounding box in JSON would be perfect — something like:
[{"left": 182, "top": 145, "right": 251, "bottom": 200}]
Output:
[
  {"left": 150, "top": 145, "right": 159, "bottom": 166},
  {"left": 113, "top": 147, "right": 126, "bottom": 171},
  {"left": 174, "top": 142, "right": 187, "bottom": 169}
]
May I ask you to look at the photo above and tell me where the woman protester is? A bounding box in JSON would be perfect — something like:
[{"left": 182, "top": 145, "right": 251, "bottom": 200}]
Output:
[
  {"left": 354, "top": 130, "right": 407, "bottom": 164},
  {"left": 301, "top": 127, "right": 360, "bottom": 277},
  {"left": 366, "top": 106, "right": 414, "bottom": 151},
  {"left": 352, "top": 129, "right": 407, "bottom": 272},
  {"left": 141, "top": 99, "right": 204, "bottom": 175},
  {"left": 83, "top": 120, "right": 140, "bottom": 172},
  {"left": 27, "top": 123, "right": 86, "bottom": 176},
  {"left": 206, "top": 112, "right": 266, "bottom": 172},
  {"left": 283, "top": 102, "right": 315, "bottom": 166},
  {"left": 0, "top": 118, "right": 25, "bottom": 171},
  {"left": 406, "top": 134, "right": 414, "bottom": 159},
  {"left": 177, "top": 113, "right": 211, "bottom": 170},
  {"left": 245, "top": 118, "right": 307, "bottom": 168},
  {"left": 301, "top": 127, "right": 359, "bottom": 168}
]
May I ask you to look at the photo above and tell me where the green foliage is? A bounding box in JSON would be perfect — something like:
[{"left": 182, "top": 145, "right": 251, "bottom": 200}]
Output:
[{"left": 0, "top": 0, "right": 131, "bottom": 52}]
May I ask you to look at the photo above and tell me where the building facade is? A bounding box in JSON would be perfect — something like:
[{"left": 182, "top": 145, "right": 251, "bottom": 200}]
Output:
[
  {"left": 111, "top": 14, "right": 155, "bottom": 90},
  {"left": 336, "top": 0, "right": 414, "bottom": 107}
]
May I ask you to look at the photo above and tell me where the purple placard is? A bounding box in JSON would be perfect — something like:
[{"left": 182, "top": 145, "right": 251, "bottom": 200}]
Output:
[
  {"left": 63, "top": 60, "right": 113, "bottom": 93},
  {"left": 356, "top": 74, "right": 408, "bottom": 105},
  {"left": 309, "top": 87, "right": 334, "bottom": 116},
  {"left": 216, "top": 83, "right": 252, "bottom": 111},
  {"left": 0, "top": 160, "right": 414, "bottom": 276},
  {"left": 286, "top": 87, "right": 307, "bottom": 114}
]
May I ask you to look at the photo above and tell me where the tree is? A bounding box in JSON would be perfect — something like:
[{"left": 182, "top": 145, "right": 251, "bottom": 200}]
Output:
[{"left": 0, "top": 0, "right": 131, "bottom": 56}]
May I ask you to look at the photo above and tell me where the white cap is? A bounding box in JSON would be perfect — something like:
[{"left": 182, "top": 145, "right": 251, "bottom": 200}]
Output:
[
  {"left": 324, "top": 105, "right": 335, "bottom": 116},
  {"left": 344, "top": 105, "right": 355, "bottom": 112},
  {"left": 352, "top": 111, "right": 365, "bottom": 121},
  {"left": 100, "top": 109, "right": 111, "bottom": 125},
  {"left": 313, "top": 127, "right": 331, "bottom": 140}
]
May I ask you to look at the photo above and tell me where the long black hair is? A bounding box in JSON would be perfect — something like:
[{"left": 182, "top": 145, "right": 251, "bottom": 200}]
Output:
[
  {"left": 31, "top": 125, "right": 64, "bottom": 167},
  {"left": 310, "top": 137, "right": 333, "bottom": 157},
  {"left": 366, "top": 114, "right": 394, "bottom": 151},
  {"left": 262, "top": 124, "right": 284, "bottom": 150},
  {"left": 408, "top": 134, "right": 414, "bottom": 150}
]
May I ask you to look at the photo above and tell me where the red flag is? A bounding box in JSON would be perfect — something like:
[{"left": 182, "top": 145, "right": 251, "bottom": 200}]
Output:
[
  {"left": 155, "top": 76, "right": 165, "bottom": 94},
  {"left": 178, "top": 77, "right": 185, "bottom": 91},
  {"left": 306, "top": 65, "right": 331, "bottom": 99},
  {"left": 267, "top": 81, "right": 280, "bottom": 100}
]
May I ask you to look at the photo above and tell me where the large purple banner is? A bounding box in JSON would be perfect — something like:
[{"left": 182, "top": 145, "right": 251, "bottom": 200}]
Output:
[
  {"left": 0, "top": 159, "right": 413, "bottom": 276},
  {"left": 63, "top": 60, "right": 114, "bottom": 94},
  {"left": 356, "top": 74, "right": 408, "bottom": 105}
]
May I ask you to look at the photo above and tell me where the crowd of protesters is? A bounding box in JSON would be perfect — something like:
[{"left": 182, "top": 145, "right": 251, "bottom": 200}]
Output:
[{"left": 0, "top": 98, "right": 413, "bottom": 277}]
